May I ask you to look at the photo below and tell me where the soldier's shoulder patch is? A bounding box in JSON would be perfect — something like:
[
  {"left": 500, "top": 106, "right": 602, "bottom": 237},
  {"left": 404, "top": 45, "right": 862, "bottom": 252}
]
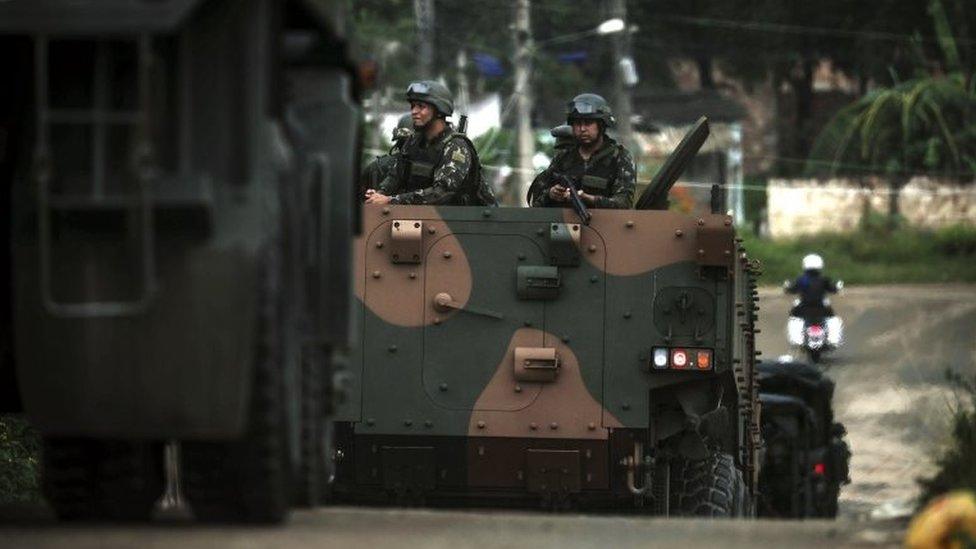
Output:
[{"left": 451, "top": 147, "right": 468, "bottom": 163}]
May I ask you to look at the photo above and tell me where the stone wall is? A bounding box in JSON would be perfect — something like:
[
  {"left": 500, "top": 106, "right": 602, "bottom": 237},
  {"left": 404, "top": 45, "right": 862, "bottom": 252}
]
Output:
[{"left": 767, "top": 177, "right": 976, "bottom": 238}]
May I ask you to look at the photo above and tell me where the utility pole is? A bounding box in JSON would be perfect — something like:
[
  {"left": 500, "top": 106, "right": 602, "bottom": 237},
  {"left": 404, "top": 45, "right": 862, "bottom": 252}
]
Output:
[
  {"left": 414, "top": 0, "right": 435, "bottom": 78},
  {"left": 514, "top": 0, "right": 534, "bottom": 206},
  {"left": 609, "top": 0, "right": 635, "bottom": 152},
  {"left": 456, "top": 49, "right": 470, "bottom": 116}
]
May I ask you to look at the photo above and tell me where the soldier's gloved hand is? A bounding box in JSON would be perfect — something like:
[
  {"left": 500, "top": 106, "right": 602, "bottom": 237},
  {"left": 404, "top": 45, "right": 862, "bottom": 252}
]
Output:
[
  {"left": 365, "top": 191, "right": 393, "bottom": 205},
  {"left": 577, "top": 190, "right": 597, "bottom": 206},
  {"left": 549, "top": 184, "right": 570, "bottom": 202}
]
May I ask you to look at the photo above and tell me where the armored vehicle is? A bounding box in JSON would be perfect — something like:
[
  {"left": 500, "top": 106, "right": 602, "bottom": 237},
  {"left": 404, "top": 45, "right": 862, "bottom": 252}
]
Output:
[
  {"left": 0, "top": 0, "right": 359, "bottom": 522},
  {"left": 334, "top": 120, "right": 763, "bottom": 516},
  {"left": 757, "top": 359, "right": 851, "bottom": 518}
]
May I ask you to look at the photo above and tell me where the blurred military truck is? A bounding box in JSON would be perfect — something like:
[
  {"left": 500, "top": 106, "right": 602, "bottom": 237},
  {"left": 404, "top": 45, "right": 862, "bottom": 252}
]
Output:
[
  {"left": 333, "top": 120, "right": 764, "bottom": 516},
  {"left": 757, "top": 359, "right": 851, "bottom": 518},
  {"left": 0, "top": 0, "right": 359, "bottom": 522}
]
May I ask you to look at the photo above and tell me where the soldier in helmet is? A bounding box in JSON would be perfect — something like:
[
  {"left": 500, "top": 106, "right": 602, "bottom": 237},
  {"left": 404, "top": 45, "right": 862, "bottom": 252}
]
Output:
[
  {"left": 365, "top": 80, "right": 495, "bottom": 206},
  {"left": 527, "top": 93, "right": 636, "bottom": 209},
  {"left": 550, "top": 124, "right": 575, "bottom": 152},
  {"left": 361, "top": 113, "right": 413, "bottom": 191}
]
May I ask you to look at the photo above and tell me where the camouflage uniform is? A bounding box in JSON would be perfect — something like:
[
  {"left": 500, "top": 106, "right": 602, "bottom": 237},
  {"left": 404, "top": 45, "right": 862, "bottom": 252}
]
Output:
[
  {"left": 361, "top": 115, "right": 413, "bottom": 191},
  {"left": 528, "top": 93, "right": 636, "bottom": 209},
  {"left": 528, "top": 135, "right": 636, "bottom": 209},
  {"left": 376, "top": 126, "right": 485, "bottom": 205}
]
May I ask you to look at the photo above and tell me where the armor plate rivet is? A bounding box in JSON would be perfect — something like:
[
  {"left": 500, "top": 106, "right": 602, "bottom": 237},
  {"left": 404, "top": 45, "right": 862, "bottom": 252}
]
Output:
[
  {"left": 477, "top": 420, "right": 486, "bottom": 429},
  {"left": 622, "top": 403, "right": 631, "bottom": 411},
  {"left": 675, "top": 229, "right": 683, "bottom": 237},
  {"left": 698, "top": 218, "right": 705, "bottom": 226},
  {"left": 424, "top": 420, "right": 433, "bottom": 428},
  {"left": 518, "top": 253, "right": 526, "bottom": 260},
  {"left": 388, "top": 345, "right": 397, "bottom": 353},
  {"left": 427, "top": 226, "right": 436, "bottom": 234},
  {"left": 403, "top": 419, "right": 412, "bottom": 427},
  {"left": 550, "top": 422, "right": 558, "bottom": 430},
  {"left": 590, "top": 275, "right": 598, "bottom": 283},
  {"left": 366, "top": 418, "right": 375, "bottom": 426},
  {"left": 372, "top": 270, "right": 381, "bottom": 278},
  {"left": 409, "top": 272, "right": 417, "bottom": 279},
  {"left": 536, "top": 228, "right": 545, "bottom": 236},
  {"left": 382, "top": 207, "right": 390, "bottom": 215},
  {"left": 561, "top": 335, "right": 570, "bottom": 342},
  {"left": 439, "top": 382, "right": 448, "bottom": 391},
  {"left": 623, "top": 311, "right": 632, "bottom": 319},
  {"left": 588, "top": 244, "right": 596, "bottom": 253},
  {"left": 375, "top": 241, "right": 384, "bottom": 248},
  {"left": 514, "top": 384, "right": 522, "bottom": 393},
  {"left": 530, "top": 422, "right": 538, "bottom": 430},
  {"left": 625, "top": 220, "right": 634, "bottom": 228},
  {"left": 482, "top": 209, "right": 491, "bottom": 217},
  {"left": 588, "top": 422, "right": 596, "bottom": 430},
  {"left": 443, "top": 251, "right": 452, "bottom": 259},
  {"left": 433, "top": 318, "right": 441, "bottom": 325}
]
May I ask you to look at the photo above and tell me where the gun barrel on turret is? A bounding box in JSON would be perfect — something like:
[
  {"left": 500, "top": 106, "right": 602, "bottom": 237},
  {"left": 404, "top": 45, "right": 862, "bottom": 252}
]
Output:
[{"left": 634, "top": 116, "right": 710, "bottom": 210}]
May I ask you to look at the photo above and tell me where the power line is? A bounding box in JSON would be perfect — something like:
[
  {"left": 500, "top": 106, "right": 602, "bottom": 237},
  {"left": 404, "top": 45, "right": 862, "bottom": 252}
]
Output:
[{"left": 659, "top": 14, "right": 976, "bottom": 47}]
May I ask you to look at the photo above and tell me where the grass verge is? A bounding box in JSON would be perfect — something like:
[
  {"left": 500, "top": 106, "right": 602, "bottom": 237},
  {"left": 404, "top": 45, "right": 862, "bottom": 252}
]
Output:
[
  {"left": 741, "top": 224, "right": 976, "bottom": 285},
  {"left": 917, "top": 371, "right": 976, "bottom": 506}
]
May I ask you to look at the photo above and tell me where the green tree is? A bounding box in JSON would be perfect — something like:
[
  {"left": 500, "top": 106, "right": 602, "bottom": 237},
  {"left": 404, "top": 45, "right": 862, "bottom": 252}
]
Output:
[{"left": 806, "top": 0, "right": 976, "bottom": 225}]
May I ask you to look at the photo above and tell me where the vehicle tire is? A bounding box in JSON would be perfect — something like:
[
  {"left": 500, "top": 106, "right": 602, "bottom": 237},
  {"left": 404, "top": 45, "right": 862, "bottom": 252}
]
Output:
[
  {"left": 42, "top": 438, "right": 161, "bottom": 521},
  {"left": 182, "top": 253, "right": 290, "bottom": 523},
  {"left": 670, "top": 452, "right": 747, "bottom": 518},
  {"left": 294, "top": 345, "right": 330, "bottom": 507}
]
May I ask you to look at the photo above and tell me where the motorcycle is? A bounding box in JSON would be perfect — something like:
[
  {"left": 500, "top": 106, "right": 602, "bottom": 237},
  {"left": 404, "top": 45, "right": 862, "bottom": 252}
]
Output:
[{"left": 784, "top": 281, "right": 844, "bottom": 364}]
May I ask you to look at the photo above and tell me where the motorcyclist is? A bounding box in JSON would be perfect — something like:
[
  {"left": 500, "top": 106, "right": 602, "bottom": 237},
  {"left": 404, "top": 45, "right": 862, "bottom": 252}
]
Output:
[{"left": 784, "top": 254, "right": 843, "bottom": 349}]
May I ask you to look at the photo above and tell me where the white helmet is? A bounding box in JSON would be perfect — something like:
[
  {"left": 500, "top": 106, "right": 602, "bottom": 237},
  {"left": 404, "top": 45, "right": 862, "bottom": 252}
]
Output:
[{"left": 802, "top": 253, "right": 824, "bottom": 271}]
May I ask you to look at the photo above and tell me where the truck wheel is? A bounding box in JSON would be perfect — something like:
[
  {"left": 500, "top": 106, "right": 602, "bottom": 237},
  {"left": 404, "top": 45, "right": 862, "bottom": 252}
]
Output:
[
  {"left": 670, "top": 452, "right": 747, "bottom": 517},
  {"left": 42, "top": 439, "right": 161, "bottom": 521},
  {"left": 182, "top": 254, "right": 289, "bottom": 523},
  {"left": 294, "top": 346, "right": 330, "bottom": 507}
]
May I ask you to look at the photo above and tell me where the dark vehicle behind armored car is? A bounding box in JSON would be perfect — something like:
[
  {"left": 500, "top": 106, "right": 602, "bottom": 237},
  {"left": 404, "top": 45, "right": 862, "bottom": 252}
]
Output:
[
  {"left": 757, "top": 359, "right": 851, "bottom": 518},
  {"left": 0, "top": 0, "right": 359, "bottom": 522}
]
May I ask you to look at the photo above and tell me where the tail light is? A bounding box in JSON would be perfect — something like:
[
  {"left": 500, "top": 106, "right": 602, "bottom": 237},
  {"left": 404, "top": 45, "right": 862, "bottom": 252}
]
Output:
[
  {"left": 650, "top": 347, "right": 714, "bottom": 371},
  {"left": 813, "top": 462, "right": 826, "bottom": 476}
]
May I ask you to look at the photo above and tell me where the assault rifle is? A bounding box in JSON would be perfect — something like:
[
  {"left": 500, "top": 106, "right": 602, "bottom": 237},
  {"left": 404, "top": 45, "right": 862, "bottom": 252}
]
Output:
[{"left": 552, "top": 173, "right": 592, "bottom": 225}]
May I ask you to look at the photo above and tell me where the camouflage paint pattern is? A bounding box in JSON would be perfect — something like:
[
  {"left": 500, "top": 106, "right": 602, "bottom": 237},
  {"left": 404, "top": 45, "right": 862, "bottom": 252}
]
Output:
[{"left": 338, "top": 203, "right": 760, "bottom": 503}]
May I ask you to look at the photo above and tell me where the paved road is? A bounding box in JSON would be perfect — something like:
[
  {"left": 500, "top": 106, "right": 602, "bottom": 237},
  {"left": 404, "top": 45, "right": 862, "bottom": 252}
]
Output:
[
  {"left": 756, "top": 284, "right": 976, "bottom": 520},
  {"left": 0, "top": 506, "right": 905, "bottom": 548},
  {"left": 5, "top": 284, "right": 973, "bottom": 548}
]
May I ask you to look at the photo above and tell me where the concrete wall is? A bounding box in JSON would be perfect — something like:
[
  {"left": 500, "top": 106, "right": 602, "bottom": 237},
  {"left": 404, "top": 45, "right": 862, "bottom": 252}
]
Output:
[{"left": 767, "top": 177, "right": 976, "bottom": 238}]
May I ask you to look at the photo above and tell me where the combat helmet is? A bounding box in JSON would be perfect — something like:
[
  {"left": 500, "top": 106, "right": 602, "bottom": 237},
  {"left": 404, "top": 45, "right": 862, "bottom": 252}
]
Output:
[
  {"left": 550, "top": 124, "right": 575, "bottom": 150},
  {"left": 392, "top": 113, "right": 414, "bottom": 142},
  {"left": 566, "top": 93, "right": 614, "bottom": 127},
  {"left": 405, "top": 80, "right": 454, "bottom": 117}
]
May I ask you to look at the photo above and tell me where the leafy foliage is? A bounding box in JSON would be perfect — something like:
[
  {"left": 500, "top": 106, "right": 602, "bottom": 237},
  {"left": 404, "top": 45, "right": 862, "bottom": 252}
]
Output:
[
  {"left": 807, "top": 0, "right": 976, "bottom": 180},
  {"left": 917, "top": 371, "right": 976, "bottom": 506},
  {"left": 0, "top": 416, "right": 41, "bottom": 504},
  {"left": 806, "top": 75, "right": 976, "bottom": 180}
]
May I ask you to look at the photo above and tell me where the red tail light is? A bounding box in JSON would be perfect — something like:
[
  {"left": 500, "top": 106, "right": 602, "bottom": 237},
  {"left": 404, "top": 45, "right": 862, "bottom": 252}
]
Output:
[
  {"left": 671, "top": 349, "right": 689, "bottom": 369},
  {"left": 813, "top": 462, "right": 826, "bottom": 476}
]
